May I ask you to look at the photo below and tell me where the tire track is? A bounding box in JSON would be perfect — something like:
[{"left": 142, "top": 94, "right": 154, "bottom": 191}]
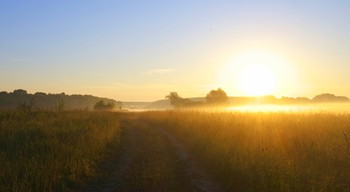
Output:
[
  {"left": 84, "top": 120, "right": 140, "bottom": 192},
  {"left": 158, "top": 127, "right": 222, "bottom": 192}
]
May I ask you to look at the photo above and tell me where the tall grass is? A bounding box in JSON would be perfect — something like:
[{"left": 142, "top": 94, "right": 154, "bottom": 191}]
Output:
[
  {"left": 0, "top": 111, "right": 120, "bottom": 192},
  {"left": 145, "top": 111, "right": 350, "bottom": 191}
]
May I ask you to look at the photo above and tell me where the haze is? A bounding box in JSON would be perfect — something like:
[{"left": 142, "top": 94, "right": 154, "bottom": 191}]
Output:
[{"left": 1, "top": 1, "right": 349, "bottom": 101}]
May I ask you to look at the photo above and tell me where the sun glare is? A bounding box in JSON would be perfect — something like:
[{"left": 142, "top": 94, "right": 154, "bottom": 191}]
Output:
[
  {"left": 219, "top": 49, "right": 295, "bottom": 97},
  {"left": 240, "top": 64, "right": 276, "bottom": 96}
]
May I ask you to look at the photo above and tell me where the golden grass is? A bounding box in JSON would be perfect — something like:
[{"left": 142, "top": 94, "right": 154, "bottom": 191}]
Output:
[
  {"left": 0, "top": 111, "right": 120, "bottom": 192},
  {"left": 144, "top": 110, "right": 350, "bottom": 191}
]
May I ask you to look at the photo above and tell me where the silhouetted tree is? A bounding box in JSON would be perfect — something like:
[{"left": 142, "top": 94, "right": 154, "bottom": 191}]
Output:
[
  {"left": 165, "top": 92, "right": 195, "bottom": 108},
  {"left": 0, "top": 89, "right": 119, "bottom": 110},
  {"left": 206, "top": 88, "right": 228, "bottom": 104},
  {"left": 34, "top": 92, "right": 47, "bottom": 96},
  {"left": 313, "top": 93, "right": 349, "bottom": 102},
  {"left": 93, "top": 100, "right": 116, "bottom": 111},
  {"left": 166, "top": 92, "right": 183, "bottom": 106},
  {"left": 13, "top": 89, "right": 28, "bottom": 95}
]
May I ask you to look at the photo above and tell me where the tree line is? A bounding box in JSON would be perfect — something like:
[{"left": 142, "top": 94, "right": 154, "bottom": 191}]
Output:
[
  {"left": 166, "top": 88, "right": 229, "bottom": 108},
  {"left": 0, "top": 89, "right": 122, "bottom": 111},
  {"left": 165, "top": 88, "right": 350, "bottom": 108}
]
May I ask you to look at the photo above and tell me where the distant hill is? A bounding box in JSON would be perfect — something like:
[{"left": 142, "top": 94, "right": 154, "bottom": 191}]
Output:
[
  {"left": 229, "top": 94, "right": 349, "bottom": 105},
  {"left": 0, "top": 89, "right": 120, "bottom": 110},
  {"left": 143, "top": 93, "right": 349, "bottom": 109},
  {"left": 123, "top": 98, "right": 203, "bottom": 110},
  {"left": 312, "top": 93, "right": 350, "bottom": 103},
  {"left": 122, "top": 102, "right": 152, "bottom": 110},
  {"left": 145, "top": 99, "right": 172, "bottom": 109}
]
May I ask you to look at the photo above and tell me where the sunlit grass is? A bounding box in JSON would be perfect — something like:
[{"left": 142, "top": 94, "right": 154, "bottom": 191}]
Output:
[
  {"left": 145, "top": 110, "right": 350, "bottom": 191},
  {"left": 0, "top": 111, "right": 120, "bottom": 192},
  {"left": 226, "top": 103, "right": 350, "bottom": 113}
]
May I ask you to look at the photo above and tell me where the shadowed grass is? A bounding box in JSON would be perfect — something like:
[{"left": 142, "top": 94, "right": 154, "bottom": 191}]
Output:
[{"left": 0, "top": 111, "right": 120, "bottom": 192}]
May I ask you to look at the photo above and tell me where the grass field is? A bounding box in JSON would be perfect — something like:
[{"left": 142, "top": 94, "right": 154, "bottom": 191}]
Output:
[
  {"left": 144, "top": 110, "right": 350, "bottom": 191},
  {"left": 0, "top": 111, "right": 121, "bottom": 192},
  {"left": 2, "top": 110, "right": 350, "bottom": 191}
]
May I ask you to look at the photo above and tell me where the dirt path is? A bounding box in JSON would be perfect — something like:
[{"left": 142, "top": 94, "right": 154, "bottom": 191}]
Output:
[
  {"left": 158, "top": 128, "right": 221, "bottom": 192},
  {"left": 83, "top": 120, "right": 138, "bottom": 192},
  {"left": 84, "top": 118, "right": 221, "bottom": 192}
]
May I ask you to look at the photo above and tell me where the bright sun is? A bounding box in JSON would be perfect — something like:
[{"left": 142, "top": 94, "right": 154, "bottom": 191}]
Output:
[
  {"left": 218, "top": 49, "right": 295, "bottom": 97},
  {"left": 239, "top": 63, "right": 276, "bottom": 96}
]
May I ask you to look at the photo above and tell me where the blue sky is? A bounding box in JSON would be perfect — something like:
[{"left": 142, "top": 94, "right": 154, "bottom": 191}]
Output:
[{"left": 1, "top": 1, "right": 350, "bottom": 101}]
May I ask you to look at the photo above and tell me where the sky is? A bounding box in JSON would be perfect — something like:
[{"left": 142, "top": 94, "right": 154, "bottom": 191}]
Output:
[{"left": 1, "top": 0, "right": 349, "bottom": 101}]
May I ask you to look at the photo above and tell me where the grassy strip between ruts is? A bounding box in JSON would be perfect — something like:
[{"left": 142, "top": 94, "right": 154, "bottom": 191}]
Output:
[
  {"left": 97, "top": 117, "right": 193, "bottom": 191},
  {"left": 0, "top": 111, "right": 121, "bottom": 192},
  {"left": 144, "top": 110, "right": 350, "bottom": 192}
]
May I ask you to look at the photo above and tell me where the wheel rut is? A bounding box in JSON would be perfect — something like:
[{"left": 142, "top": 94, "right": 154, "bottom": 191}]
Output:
[{"left": 158, "top": 127, "right": 221, "bottom": 192}]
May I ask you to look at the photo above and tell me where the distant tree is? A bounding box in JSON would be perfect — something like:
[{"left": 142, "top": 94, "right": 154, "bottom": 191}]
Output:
[
  {"left": 165, "top": 92, "right": 183, "bottom": 106},
  {"left": 13, "top": 89, "right": 28, "bottom": 95},
  {"left": 107, "top": 102, "right": 115, "bottom": 109},
  {"left": 165, "top": 92, "right": 195, "bottom": 108},
  {"left": 34, "top": 92, "right": 47, "bottom": 96},
  {"left": 313, "top": 93, "right": 349, "bottom": 102},
  {"left": 93, "top": 100, "right": 116, "bottom": 111},
  {"left": 206, "top": 88, "right": 228, "bottom": 104},
  {"left": 0, "top": 89, "right": 120, "bottom": 110}
]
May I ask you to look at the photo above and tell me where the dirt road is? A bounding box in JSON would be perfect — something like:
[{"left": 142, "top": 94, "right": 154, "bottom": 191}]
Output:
[{"left": 84, "top": 118, "right": 220, "bottom": 192}]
